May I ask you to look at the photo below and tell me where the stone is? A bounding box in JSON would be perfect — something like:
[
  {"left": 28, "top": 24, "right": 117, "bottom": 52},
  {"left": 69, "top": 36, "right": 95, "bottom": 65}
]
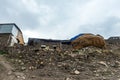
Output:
[
  {"left": 98, "top": 61, "right": 108, "bottom": 67},
  {"left": 15, "top": 72, "right": 26, "bottom": 79},
  {"left": 74, "top": 70, "right": 80, "bottom": 75},
  {"left": 95, "top": 74, "right": 99, "bottom": 77},
  {"left": 18, "top": 60, "right": 22, "bottom": 63},
  {"left": 36, "top": 52, "right": 40, "bottom": 55},
  {"left": 31, "top": 76, "right": 36, "bottom": 78},
  {"left": 21, "top": 67, "right": 26, "bottom": 70},
  {"left": 7, "top": 71, "right": 12, "bottom": 75},
  {"left": 66, "top": 78, "right": 72, "bottom": 80}
]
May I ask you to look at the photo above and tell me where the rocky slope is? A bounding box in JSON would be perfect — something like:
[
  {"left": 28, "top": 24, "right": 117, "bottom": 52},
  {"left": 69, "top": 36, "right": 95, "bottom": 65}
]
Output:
[{"left": 0, "top": 45, "right": 120, "bottom": 80}]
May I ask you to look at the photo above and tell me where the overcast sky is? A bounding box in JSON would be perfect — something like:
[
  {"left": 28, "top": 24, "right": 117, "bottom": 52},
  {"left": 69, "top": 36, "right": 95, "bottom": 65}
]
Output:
[{"left": 0, "top": 0, "right": 120, "bottom": 42}]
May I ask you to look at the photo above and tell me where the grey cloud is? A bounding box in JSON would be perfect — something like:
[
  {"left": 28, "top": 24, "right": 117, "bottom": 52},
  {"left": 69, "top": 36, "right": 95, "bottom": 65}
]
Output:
[
  {"left": 0, "top": 0, "right": 120, "bottom": 42},
  {"left": 0, "top": 0, "right": 40, "bottom": 30},
  {"left": 16, "top": 12, "right": 40, "bottom": 29},
  {"left": 76, "top": 16, "right": 120, "bottom": 38}
]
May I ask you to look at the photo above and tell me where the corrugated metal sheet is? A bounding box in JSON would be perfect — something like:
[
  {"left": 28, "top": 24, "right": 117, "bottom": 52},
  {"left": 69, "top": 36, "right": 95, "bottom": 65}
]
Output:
[
  {"left": 0, "top": 25, "right": 13, "bottom": 33},
  {"left": 0, "top": 24, "right": 19, "bottom": 37}
]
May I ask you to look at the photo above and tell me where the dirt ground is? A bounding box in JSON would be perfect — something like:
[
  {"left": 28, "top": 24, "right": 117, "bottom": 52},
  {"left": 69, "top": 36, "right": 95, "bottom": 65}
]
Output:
[{"left": 0, "top": 45, "right": 120, "bottom": 80}]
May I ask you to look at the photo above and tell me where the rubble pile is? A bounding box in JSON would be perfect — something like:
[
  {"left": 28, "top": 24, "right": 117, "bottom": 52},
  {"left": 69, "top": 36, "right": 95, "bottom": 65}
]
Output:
[
  {"left": 7, "top": 46, "right": 67, "bottom": 70},
  {"left": 5, "top": 46, "right": 120, "bottom": 79},
  {"left": 71, "top": 34, "right": 106, "bottom": 49}
]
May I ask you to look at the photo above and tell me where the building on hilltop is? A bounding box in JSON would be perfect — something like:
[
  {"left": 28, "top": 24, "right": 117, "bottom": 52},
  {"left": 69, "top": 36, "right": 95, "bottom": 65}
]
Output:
[
  {"left": 106, "top": 36, "right": 120, "bottom": 45},
  {"left": 28, "top": 38, "right": 72, "bottom": 50},
  {"left": 0, "top": 23, "right": 24, "bottom": 46}
]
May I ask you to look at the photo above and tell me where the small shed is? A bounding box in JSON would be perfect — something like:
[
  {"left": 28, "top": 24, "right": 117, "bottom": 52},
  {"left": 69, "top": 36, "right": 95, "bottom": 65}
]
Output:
[{"left": 0, "top": 23, "right": 24, "bottom": 46}]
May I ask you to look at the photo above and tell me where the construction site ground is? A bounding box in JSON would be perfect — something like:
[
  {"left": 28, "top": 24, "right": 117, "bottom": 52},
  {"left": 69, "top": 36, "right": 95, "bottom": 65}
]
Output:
[{"left": 0, "top": 45, "right": 120, "bottom": 80}]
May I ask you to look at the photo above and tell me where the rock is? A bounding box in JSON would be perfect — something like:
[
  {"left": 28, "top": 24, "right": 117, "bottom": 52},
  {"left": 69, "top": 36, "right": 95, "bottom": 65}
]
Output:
[
  {"left": 74, "top": 70, "right": 80, "bottom": 75},
  {"left": 102, "top": 77, "right": 107, "bottom": 80},
  {"left": 36, "top": 52, "right": 40, "bottom": 55},
  {"left": 95, "top": 49, "right": 102, "bottom": 53},
  {"left": 7, "top": 71, "right": 12, "bottom": 75},
  {"left": 20, "top": 62, "right": 24, "bottom": 65},
  {"left": 95, "top": 74, "right": 99, "bottom": 77},
  {"left": 31, "top": 76, "right": 36, "bottom": 78},
  {"left": 15, "top": 72, "right": 26, "bottom": 79},
  {"left": 66, "top": 77, "right": 72, "bottom": 80},
  {"left": 21, "top": 67, "right": 26, "bottom": 70},
  {"left": 98, "top": 61, "right": 108, "bottom": 67},
  {"left": 102, "top": 50, "right": 113, "bottom": 53},
  {"left": 18, "top": 60, "right": 22, "bottom": 63},
  {"left": 17, "top": 75, "right": 25, "bottom": 79}
]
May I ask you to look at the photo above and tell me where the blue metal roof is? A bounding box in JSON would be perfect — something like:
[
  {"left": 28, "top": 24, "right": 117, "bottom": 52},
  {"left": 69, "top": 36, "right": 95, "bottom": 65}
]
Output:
[{"left": 70, "top": 34, "right": 84, "bottom": 41}]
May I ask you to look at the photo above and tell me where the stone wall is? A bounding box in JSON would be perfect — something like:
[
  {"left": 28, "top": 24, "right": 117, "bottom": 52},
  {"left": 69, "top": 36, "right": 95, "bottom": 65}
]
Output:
[
  {"left": 0, "top": 34, "right": 11, "bottom": 46},
  {"left": 28, "top": 38, "right": 72, "bottom": 50}
]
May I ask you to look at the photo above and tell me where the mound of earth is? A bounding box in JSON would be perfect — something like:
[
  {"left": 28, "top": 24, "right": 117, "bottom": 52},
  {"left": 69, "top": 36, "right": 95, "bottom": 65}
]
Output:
[{"left": 0, "top": 46, "right": 118, "bottom": 80}]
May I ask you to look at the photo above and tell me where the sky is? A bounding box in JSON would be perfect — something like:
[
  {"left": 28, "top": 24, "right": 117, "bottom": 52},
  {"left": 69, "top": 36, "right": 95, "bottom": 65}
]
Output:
[{"left": 0, "top": 0, "right": 120, "bottom": 42}]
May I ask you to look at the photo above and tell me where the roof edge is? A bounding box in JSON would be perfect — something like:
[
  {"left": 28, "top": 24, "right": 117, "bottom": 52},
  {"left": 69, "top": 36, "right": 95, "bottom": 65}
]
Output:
[{"left": 0, "top": 23, "right": 22, "bottom": 33}]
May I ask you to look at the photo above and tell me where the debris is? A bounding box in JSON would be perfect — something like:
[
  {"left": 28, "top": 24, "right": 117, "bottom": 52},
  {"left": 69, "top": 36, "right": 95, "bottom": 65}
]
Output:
[
  {"left": 3, "top": 44, "right": 120, "bottom": 80},
  {"left": 1, "top": 24, "right": 120, "bottom": 80},
  {"left": 31, "top": 76, "right": 36, "bottom": 78},
  {"left": 21, "top": 67, "right": 26, "bottom": 70},
  {"left": 15, "top": 72, "right": 26, "bottom": 80},
  {"left": 74, "top": 70, "right": 80, "bottom": 75},
  {"left": 98, "top": 61, "right": 108, "bottom": 67},
  {"left": 65, "top": 77, "right": 72, "bottom": 80},
  {"left": 7, "top": 71, "right": 12, "bottom": 75},
  {"left": 95, "top": 73, "right": 99, "bottom": 77}
]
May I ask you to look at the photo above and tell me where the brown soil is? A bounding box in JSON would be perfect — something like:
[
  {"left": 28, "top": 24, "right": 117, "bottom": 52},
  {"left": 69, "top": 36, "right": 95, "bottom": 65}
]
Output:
[{"left": 0, "top": 46, "right": 120, "bottom": 80}]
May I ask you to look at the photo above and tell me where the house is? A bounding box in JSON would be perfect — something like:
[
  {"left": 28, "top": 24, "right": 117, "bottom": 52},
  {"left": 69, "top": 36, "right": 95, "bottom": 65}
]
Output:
[
  {"left": 0, "top": 23, "right": 24, "bottom": 46},
  {"left": 106, "top": 36, "right": 120, "bottom": 45},
  {"left": 28, "top": 38, "right": 72, "bottom": 50}
]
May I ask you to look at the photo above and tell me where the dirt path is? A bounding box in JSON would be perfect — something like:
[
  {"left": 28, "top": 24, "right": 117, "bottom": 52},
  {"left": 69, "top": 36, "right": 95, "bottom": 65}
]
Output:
[
  {"left": 0, "top": 55, "right": 64, "bottom": 80},
  {"left": 0, "top": 55, "right": 26, "bottom": 80}
]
